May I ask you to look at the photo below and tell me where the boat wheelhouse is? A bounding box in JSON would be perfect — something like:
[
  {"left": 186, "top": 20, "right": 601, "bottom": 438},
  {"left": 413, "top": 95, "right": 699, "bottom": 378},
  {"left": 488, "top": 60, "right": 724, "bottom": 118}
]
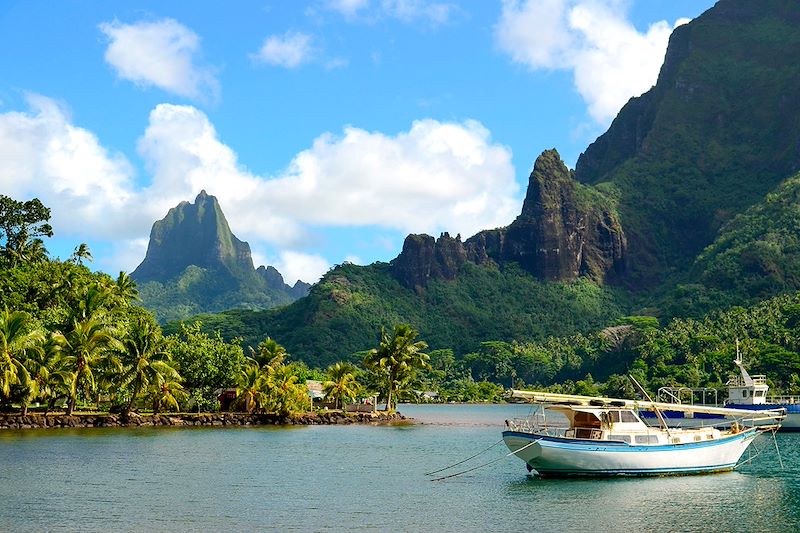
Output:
[
  {"left": 503, "top": 390, "right": 784, "bottom": 477},
  {"left": 643, "top": 355, "right": 800, "bottom": 431}
]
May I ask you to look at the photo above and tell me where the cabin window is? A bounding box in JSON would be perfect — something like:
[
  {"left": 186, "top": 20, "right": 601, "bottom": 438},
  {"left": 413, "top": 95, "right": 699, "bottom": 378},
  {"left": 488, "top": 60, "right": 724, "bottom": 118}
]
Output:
[
  {"left": 620, "top": 411, "right": 639, "bottom": 423},
  {"left": 609, "top": 434, "right": 631, "bottom": 443},
  {"left": 608, "top": 411, "right": 621, "bottom": 423},
  {"left": 743, "top": 390, "right": 749, "bottom": 398},
  {"left": 574, "top": 411, "right": 601, "bottom": 428},
  {"left": 634, "top": 435, "right": 659, "bottom": 445},
  {"left": 755, "top": 390, "right": 765, "bottom": 397},
  {"left": 694, "top": 435, "right": 702, "bottom": 442}
]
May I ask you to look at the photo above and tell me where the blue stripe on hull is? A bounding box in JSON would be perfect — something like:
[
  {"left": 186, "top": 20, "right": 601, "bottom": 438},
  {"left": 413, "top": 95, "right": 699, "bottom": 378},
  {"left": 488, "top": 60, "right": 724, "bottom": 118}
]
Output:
[
  {"left": 503, "top": 429, "right": 757, "bottom": 477},
  {"left": 533, "top": 464, "right": 737, "bottom": 478},
  {"left": 502, "top": 428, "right": 756, "bottom": 453}
]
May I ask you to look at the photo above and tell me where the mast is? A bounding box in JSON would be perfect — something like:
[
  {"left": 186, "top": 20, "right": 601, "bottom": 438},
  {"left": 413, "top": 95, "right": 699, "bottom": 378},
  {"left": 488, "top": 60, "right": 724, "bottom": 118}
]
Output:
[
  {"left": 733, "top": 338, "right": 754, "bottom": 386},
  {"left": 629, "top": 375, "right": 672, "bottom": 438}
]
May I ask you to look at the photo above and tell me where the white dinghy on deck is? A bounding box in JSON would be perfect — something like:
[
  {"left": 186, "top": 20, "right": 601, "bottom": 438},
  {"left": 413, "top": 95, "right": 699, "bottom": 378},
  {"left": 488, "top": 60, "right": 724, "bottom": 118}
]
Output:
[{"left": 503, "top": 390, "right": 785, "bottom": 477}]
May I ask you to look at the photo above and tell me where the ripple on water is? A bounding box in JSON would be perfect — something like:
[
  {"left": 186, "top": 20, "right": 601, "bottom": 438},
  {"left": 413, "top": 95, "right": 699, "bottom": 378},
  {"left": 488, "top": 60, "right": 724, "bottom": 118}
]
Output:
[{"left": 0, "top": 407, "right": 798, "bottom": 532}]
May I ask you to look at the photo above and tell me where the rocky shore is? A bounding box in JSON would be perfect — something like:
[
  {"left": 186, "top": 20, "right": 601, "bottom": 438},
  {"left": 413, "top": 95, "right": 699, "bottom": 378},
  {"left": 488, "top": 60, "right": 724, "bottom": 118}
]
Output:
[{"left": 0, "top": 410, "right": 408, "bottom": 430}]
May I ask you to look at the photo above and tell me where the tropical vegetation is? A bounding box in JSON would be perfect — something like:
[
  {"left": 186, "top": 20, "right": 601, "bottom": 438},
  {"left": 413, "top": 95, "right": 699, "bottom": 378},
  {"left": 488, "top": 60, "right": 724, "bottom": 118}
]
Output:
[{"left": 0, "top": 195, "right": 318, "bottom": 417}]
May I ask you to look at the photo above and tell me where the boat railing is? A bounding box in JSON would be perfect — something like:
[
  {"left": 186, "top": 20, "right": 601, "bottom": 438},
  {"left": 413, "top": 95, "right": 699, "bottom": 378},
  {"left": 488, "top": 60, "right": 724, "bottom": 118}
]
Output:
[
  {"left": 506, "top": 417, "right": 568, "bottom": 437},
  {"left": 727, "top": 375, "right": 768, "bottom": 387},
  {"left": 656, "top": 386, "right": 721, "bottom": 406},
  {"left": 767, "top": 395, "right": 800, "bottom": 405}
]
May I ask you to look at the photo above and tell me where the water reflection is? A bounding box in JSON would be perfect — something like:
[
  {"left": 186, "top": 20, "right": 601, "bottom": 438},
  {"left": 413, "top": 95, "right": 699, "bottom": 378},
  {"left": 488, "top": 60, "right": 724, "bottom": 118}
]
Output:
[{"left": 0, "top": 409, "right": 798, "bottom": 532}]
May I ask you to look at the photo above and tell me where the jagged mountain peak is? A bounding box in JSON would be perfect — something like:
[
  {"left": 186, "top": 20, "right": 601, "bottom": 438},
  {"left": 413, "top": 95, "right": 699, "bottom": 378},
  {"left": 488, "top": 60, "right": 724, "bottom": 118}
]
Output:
[
  {"left": 391, "top": 148, "right": 626, "bottom": 290},
  {"left": 131, "top": 191, "right": 254, "bottom": 283},
  {"left": 131, "top": 192, "right": 311, "bottom": 322}
]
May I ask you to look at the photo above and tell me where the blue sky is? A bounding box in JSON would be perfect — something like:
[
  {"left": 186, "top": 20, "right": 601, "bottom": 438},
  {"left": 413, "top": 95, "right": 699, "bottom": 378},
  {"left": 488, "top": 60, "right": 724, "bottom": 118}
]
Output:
[{"left": 0, "top": 0, "right": 716, "bottom": 284}]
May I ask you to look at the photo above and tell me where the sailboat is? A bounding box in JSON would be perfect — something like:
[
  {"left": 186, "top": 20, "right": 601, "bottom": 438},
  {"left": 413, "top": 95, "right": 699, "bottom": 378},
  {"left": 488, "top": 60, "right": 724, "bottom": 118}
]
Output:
[{"left": 503, "top": 389, "right": 784, "bottom": 477}]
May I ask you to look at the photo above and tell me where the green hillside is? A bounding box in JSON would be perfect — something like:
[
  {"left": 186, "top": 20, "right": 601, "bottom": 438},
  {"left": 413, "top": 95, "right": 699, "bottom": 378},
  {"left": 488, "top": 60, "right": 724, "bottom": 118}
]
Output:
[
  {"left": 137, "top": 266, "right": 298, "bottom": 324},
  {"left": 695, "top": 171, "right": 800, "bottom": 292},
  {"left": 166, "top": 1, "right": 800, "bottom": 371},
  {"left": 179, "top": 261, "right": 627, "bottom": 368},
  {"left": 575, "top": 0, "right": 800, "bottom": 286}
]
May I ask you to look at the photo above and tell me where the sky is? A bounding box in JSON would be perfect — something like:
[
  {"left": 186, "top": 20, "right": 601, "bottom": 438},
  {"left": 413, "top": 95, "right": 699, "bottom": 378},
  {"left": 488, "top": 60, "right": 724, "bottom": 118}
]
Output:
[{"left": 0, "top": 0, "right": 717, "bottom": 285}]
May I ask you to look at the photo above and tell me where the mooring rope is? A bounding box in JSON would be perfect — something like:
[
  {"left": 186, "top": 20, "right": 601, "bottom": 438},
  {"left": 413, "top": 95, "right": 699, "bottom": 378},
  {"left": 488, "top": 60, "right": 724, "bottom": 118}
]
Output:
[
  {"left": 425, "top": 439, "right": 505, "bottom": 476},
  {"left": 430, "top": 440, "right": 538, "bottom": 482},
  {"left": 735, "top": 429, "right": 784, "bottom": 471},
  {"left": 771, "top": 428, "right": 784, "bottom": 470}
]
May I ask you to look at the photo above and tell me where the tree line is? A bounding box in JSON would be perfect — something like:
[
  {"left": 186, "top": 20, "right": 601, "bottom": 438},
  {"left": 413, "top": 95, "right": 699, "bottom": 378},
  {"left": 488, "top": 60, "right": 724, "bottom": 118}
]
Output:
[
  {"left": 5, "top": 194, "right": 800, "bottom": 414},
  {"left": 0, "top": 194, "right": 440, "bottom": 415}
]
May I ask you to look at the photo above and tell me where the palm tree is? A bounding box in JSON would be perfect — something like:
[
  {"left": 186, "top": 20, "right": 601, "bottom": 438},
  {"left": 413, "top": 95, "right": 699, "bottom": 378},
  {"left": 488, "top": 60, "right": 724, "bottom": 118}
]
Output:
[
  {"left": 71, "top": 243, "right": 93, "bottom": 265},
  {"left": 66, "top": 284, "right": 112, "bottom": 325},
  {"left": 8, "top": 238, "right": 48, "bottom": 265},
  {"left": 266, "top": 364, "right": 309, "bottom": 416},
  {"left": 114, "top": 272, "right": 139, "bottom": 302},
  {"left": 118, "top": 316, "right": 180, "bottom": 416},
  {"left": 19, "top": 333, "right": 64, "bottom": 415},
  {"left": 250, "top": 337, "right": 288, "bottom": 367},
  {"left": 58, "top": 318, "right": 122, "bottom": 415},
  {"left": 363, "top": 324, "right": 430, "bottom": 411},
  {"left": 147, "top": 378, "right": 187, "bottom": 415},
  {"left": 0, "top": 309, "right": 41, "bottom": 400},
  {"left": 234, "top": 362, "right": 268, "bottom": 413},
  {"left": 323, "top": 362, "right": 361, "bottom": 410}
]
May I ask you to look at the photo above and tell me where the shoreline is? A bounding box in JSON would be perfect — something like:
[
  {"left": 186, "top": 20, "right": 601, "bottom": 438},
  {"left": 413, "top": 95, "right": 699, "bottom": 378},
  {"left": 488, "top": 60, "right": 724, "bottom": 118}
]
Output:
[{"left": 0, "top": 410, "right": 409, "bottom": 431}]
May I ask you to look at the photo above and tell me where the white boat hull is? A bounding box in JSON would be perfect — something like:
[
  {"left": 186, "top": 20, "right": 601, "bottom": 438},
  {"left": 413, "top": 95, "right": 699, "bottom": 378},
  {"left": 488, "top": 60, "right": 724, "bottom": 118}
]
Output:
[{"left": 503, "top": 428, "right": 759, "bottom": 477}]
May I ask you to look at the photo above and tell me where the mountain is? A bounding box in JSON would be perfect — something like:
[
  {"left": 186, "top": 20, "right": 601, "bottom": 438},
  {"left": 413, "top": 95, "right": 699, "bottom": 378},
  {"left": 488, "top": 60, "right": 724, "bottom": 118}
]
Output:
[
  {"left": 179, "top": 152, "right": 630, "bottom": 367},
  {"left": 132, "top": 191, "right": 309, "bottom": 322},
  {"left": 178, "top": 0, "right": 800, "bottom": 366},
  {"left": 391, "top": 149, "right": 626, "bottom": 291},
  {"left": 574, "top": 0, "right": 800, "bottom": 287},
  {"left": 182, "top": 261, "right": 627, "bottom": 369}
]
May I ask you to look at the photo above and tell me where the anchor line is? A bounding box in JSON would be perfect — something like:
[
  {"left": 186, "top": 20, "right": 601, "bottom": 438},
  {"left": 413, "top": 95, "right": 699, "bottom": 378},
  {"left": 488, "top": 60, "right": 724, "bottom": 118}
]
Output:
[
  {"left": 771, "top": 428, "right": 784, "bottom": 470},
  {"left": 425, "top": 439, "right": 504, "bottom": 476},
  {"left": 430, "top": 440, "right": 538, "bottom": 482}
]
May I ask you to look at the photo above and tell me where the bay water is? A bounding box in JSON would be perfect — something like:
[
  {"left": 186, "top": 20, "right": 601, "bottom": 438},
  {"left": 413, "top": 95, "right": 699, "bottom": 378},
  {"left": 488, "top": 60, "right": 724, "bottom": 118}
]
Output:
[{"left": 1, "top": 403, "right": 798, "bottom": 532}]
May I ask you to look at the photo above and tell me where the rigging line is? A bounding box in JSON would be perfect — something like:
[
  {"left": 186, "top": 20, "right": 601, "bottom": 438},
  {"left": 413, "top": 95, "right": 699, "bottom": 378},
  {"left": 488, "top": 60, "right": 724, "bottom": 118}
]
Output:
[
  {"left": 425, "top": 439, "right": 504, "bottom": 476},
  {"left": 735, "top": 439, "right": 763, "bottom": 469},
  {"left": 431, "top": 440, "right": 538, "bottom": 482},
  {"left": 735, "top": 438, "right": 764, "bottom": 470},
  {"left": 771, "top": 428, "right": 784, "bottom": 470},
  {"left": 735, "top": 448, "right": 763, "bottom": 470}
]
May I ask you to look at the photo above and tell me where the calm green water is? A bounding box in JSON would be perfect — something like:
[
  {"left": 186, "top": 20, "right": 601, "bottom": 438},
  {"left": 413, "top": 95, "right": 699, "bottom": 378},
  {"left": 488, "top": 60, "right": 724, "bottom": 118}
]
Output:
[{"left": 1, "top": 404, "right": 799, "bottom": 532}]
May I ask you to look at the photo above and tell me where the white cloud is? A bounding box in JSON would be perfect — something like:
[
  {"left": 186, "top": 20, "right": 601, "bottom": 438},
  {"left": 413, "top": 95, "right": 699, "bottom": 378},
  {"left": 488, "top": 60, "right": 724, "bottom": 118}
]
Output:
[
  {"left": 252, "top": 31, "right": 314, "bottom": 68},
  {"left": 381, "top": 0, "right": 453, "bottom": 24},
  {"left": 99, "top": 238, "right": 150, "bottom": 274},
  {"left": 99, "top": 18, "right": 219, "bottom": 101},
  {"left": 325, "top": 0, "right": 370, "bottom": 19},
  {"left": 324, "top": 0, "right": 455, "bottom": 25},
  {"left": 137, "top": 104, "right": 306, "bottom": 246},
  {"left": 495, "top": 0, "right": 682, "bottom": 124},
  {"left": 274, "top": 251, "right": 332, "bottom": 285},
  {"left": 139, "top": 104, "right": 520, "bottom": 247},
  {"left": 0, "top": 94, "right": 146, "bottom": 240},
  {"left": 1, "top": 98, "right": 519, "bottom": 277}
]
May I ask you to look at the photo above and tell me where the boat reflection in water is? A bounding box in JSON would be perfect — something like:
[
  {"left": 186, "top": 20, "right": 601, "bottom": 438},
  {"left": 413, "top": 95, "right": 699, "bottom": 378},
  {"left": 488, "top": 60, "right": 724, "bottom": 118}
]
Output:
[{"left": 502, "top": 390, "right": 784, "bottom": 477}]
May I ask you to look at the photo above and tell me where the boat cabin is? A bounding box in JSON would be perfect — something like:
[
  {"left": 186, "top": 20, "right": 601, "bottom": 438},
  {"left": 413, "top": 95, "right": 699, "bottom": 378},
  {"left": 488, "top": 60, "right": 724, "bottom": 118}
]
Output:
[
  {"left": 542, "top": 404, "right": 721, "bottom": 445},
  {"left": 726, "top": 356, "right": 769, "bottom": 405},
  {"left": 558, "top": 406, "right": 647, "bottom": 437}
]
